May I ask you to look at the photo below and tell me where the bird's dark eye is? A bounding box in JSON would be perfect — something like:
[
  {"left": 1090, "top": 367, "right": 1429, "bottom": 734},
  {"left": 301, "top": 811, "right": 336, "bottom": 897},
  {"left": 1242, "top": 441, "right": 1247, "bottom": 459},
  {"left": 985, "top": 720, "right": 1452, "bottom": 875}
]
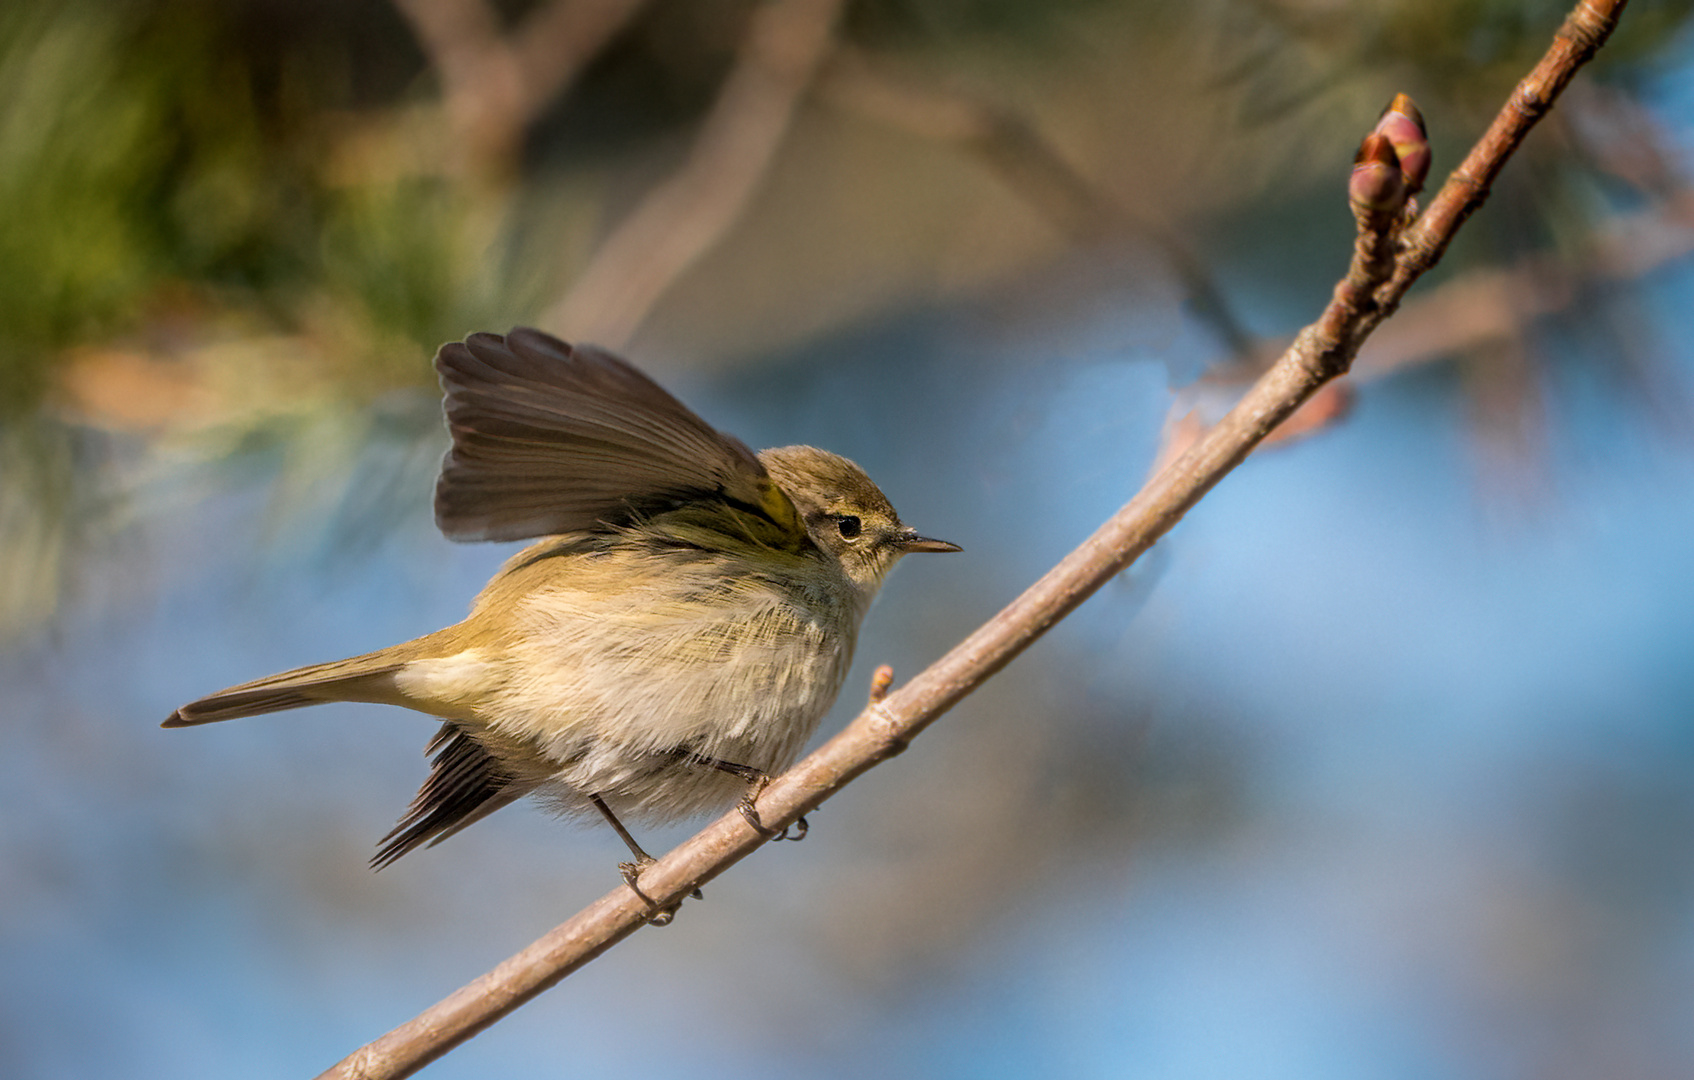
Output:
[{"left": 835, "top": 514, "right": 862, "bottom": 540}]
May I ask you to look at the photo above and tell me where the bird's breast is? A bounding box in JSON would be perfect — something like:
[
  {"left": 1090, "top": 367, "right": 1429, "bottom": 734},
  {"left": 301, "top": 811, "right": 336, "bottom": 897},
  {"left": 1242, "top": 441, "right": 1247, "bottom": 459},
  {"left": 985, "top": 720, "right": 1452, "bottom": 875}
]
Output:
[{"left": 477, "top": 556, "right": 862, "bottom": 767}]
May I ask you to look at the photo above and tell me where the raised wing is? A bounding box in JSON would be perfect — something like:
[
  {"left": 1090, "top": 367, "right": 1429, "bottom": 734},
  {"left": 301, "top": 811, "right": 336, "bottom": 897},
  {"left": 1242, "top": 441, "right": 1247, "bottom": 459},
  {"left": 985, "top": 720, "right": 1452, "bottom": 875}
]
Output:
[{"left": 433, "top": 328, "right": 800, "bottom": 542}]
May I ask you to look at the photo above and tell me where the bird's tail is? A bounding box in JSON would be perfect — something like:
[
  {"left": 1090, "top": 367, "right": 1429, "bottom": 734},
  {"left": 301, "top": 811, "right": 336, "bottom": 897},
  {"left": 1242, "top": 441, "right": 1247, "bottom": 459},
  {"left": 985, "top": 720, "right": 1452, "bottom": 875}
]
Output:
[{"left": 163, "top": 650, "right": 411, "bottom": 727}]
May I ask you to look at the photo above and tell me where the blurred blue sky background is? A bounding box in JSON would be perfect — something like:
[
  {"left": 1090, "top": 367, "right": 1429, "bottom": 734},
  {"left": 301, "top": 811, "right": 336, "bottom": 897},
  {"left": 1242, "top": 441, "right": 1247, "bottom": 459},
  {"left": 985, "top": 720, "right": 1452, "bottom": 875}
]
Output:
[{"left": 6, "top": 1, "right": 1694, "bottom": 1078}]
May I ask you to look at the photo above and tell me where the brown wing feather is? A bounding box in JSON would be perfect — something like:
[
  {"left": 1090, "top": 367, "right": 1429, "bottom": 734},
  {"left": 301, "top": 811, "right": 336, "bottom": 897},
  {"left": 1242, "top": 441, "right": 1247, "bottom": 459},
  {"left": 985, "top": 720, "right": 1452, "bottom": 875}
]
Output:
[{"left": 433, "top": 328, "right": 797, "bottom": 542}]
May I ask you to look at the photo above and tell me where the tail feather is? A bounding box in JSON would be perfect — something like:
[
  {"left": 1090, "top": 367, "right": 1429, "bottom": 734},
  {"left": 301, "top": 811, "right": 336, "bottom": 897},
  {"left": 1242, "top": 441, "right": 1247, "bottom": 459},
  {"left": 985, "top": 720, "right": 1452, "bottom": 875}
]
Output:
[
  {"left": 370, "top": 722, "right": 527, "bottom": 868},
  {"left": 163, "top": 653, "right": 408, "bottom": 727}
]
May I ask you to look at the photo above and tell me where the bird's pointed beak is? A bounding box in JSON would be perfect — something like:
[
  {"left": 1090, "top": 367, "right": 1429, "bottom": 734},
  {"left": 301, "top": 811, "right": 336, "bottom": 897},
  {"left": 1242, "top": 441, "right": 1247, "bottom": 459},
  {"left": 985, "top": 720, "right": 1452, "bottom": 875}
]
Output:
[{"left": 894, "top": 528, "right": 961, "bottom": 554}]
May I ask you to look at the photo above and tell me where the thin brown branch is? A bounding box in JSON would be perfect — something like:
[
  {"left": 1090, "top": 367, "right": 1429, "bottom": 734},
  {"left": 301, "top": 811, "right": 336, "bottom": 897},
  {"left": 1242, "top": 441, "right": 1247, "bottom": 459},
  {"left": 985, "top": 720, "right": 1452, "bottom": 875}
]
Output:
[
  {"left": 1388, "top": 0, "right": 1625, "bottom": 313},
  {"left": 542, "top": 0, "right": 847, "bottom": 348},
  {"left": 1162, "top": 0, "right": 1630, "bottom": 460},
  {"left": 391, "top": 0, "right": 648, "bottom": 177},
  {"left": 316, "top": 3, "right": 1626, "bottom": 1076},
  {"left": 818, "top": 52, "right": 1259, "bottom": 362},
  {"left": 510, "top": 0, "right": 651, "bottom": 117}
]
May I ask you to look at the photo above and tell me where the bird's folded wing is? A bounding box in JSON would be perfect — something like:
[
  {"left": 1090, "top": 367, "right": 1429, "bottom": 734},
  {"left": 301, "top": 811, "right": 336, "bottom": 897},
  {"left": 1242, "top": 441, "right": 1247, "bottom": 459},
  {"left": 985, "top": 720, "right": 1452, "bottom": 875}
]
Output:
[{"left": 433, "top": 327, "right": 803, "bottom": 543}]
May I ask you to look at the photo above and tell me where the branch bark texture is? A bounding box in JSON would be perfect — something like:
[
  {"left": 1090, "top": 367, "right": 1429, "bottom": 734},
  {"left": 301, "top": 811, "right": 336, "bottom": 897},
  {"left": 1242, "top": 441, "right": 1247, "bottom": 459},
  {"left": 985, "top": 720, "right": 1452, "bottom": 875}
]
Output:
[{"left": 319, "top": 2, "right": 1627, "bottom": 1076}]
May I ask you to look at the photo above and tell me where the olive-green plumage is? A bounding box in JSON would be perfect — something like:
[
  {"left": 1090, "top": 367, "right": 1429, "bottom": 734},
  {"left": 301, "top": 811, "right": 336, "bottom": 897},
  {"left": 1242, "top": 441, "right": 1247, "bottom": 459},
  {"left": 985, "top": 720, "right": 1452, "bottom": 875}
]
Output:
[{"left": 165, "top": 329, "right": 956, "bottom": 867}]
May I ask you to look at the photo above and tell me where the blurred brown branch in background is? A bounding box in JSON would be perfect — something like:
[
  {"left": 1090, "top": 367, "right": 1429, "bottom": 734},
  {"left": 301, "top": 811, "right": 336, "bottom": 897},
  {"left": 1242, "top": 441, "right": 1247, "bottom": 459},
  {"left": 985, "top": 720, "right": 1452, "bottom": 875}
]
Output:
[
  {"left": 819, "top": 50, "right": 1259, "bottom": 362},
  {"left": 317, "top": 1, "right": 1629, "bottom": 1077},
  {"left": 391, "top": 0, "right": 649, "bottom": 178},
  {"left": 1365, "top": 193, "right": 1694, "bottom": 377},
  {"left": 542, "top": 0, "right": 847, "bottom": 347}
]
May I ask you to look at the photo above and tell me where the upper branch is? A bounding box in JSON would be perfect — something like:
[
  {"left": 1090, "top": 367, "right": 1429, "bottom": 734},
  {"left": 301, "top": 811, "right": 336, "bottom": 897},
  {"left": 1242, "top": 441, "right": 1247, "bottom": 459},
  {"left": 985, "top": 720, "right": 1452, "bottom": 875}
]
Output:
[{"left": 1395, "top": 0, "right": 1626, "bottom": 290}]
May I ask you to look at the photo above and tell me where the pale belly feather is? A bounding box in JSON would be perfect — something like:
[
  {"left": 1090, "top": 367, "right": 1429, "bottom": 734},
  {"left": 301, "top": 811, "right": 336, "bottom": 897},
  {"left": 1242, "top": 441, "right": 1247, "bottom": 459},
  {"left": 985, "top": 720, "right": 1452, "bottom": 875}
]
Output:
[{"left": 433, "top": 560, "right": 861, "bottom": 823}]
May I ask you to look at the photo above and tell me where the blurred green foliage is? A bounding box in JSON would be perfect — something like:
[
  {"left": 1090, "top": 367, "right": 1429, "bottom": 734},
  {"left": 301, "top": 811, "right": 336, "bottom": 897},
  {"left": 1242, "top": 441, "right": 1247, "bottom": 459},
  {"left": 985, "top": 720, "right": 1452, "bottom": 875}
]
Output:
[
  {"left": 0, "top": 1, "right": 276, "bottom": 412},
  {"left": 0, "top": 0, "right": 543, "bottom": 415}
]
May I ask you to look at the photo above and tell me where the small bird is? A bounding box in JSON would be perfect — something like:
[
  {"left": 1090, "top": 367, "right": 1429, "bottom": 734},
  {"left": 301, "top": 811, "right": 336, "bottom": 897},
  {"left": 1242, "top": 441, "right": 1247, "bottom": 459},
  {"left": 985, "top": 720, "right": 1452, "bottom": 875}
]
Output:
[{"left": 165, "top": 328, "right": 957, "bottom": 870}]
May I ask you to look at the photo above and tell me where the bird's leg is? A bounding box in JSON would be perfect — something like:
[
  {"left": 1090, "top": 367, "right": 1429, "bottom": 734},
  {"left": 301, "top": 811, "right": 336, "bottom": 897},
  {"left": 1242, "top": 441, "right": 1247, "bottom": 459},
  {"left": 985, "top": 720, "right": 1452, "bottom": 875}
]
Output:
[
  {"left": 672, "top": 668, "right": 898, "bottom": 843},
  {"left": 680, "top": 753, "right": 808, "bottom": 842},
  {"left": 693, "top": 756, "right": 776, "bottom": 837},
  {"left": 590, "top": 792, "right": 656, "bottom": 866},
  {"left": 590, "top": 793, "right": 691, "bottom": 925}
]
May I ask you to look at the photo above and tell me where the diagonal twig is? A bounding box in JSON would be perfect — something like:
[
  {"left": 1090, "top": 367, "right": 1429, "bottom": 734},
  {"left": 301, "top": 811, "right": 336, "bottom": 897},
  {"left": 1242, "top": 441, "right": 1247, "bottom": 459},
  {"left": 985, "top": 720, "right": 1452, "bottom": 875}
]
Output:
[
  {"left": 542, "top": 0, "right": 847, "bottom": 347},
  {"left": 817, "top": 50, "right": 1260, "bottom": 362},
  {"left": 317, "top": 2, "right": 1627, "bottom": 1076},
  {"left": 391, "top": 0, "right": 649, "bottom": 177}
]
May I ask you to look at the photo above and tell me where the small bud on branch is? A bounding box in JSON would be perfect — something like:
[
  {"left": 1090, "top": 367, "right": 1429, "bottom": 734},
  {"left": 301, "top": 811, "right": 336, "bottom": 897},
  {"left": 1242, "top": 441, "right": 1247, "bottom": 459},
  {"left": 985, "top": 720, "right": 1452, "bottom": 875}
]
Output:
[
  {"left": 1375, "top": 93, "right": 1431, "bottom": 194},
  {"left": 1351, "top": 133, "right": 1407, "bottom": 215}
]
